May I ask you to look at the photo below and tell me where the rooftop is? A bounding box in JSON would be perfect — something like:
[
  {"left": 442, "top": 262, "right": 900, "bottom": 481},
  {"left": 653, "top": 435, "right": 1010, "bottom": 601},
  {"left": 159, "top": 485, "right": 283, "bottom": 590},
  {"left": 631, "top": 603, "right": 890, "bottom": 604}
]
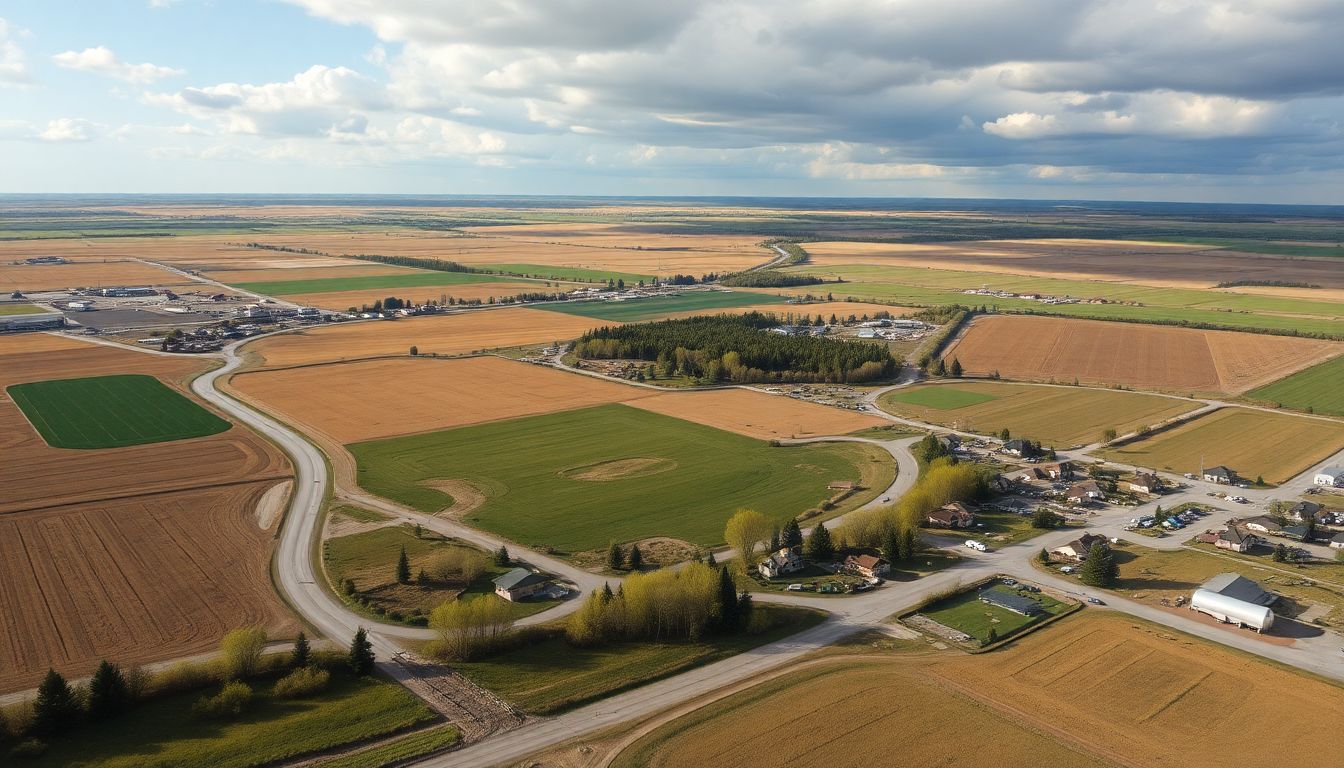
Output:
[{"left": 1201, "top": 572, "right": 1275, "bottom": 606}]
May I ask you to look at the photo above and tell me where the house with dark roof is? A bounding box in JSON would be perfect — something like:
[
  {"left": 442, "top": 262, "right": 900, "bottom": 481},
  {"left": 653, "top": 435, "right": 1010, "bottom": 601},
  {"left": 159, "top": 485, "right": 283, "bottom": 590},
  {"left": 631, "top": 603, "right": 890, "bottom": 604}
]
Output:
[
  {"left": 493, "top": 568, "right": 552, "bottom": 602},
  {"left": 1238, "top": 515, "right": 1283, "bottom": 535},
  {"left": 1052, "top": 533, "right": 1110, "bottom": 562},
  {"left": 1215, "top": 526, "right": 1262, "bottom": 553},
  {"left": 1201, "top": 572, "right": 1277, "bottom": 607},
  {"left": 843, "top": 554, "right": 890, "bottom": 579},
  {"left": 1066, "top": 480, "right": 1104, "bottom": 504},
  {"left": 926, "top": 501, "right": 977, "bottom": 529},
  {"left": 1203, "top": 465, "right": 1237, "bottom": 484},
  {"left": 1331, "top": 532, "right": 1344, "bottom": 550},
  {"left": 1286, "top": 501, "right": 1327, "bottom": 524},
  {"left": 1002, "top": 439, "right": 1030, "bottom": 457},
  {"left": 1129, "top": 472, "right": 1162, "bottom": 494}
]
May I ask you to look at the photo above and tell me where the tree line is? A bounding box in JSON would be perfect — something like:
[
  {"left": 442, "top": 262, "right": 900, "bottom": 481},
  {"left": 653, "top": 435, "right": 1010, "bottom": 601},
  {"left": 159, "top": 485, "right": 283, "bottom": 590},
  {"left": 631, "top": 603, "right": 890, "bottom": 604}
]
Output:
[{"left": 573, "top": 312, "right": 899, "bottom": 384}]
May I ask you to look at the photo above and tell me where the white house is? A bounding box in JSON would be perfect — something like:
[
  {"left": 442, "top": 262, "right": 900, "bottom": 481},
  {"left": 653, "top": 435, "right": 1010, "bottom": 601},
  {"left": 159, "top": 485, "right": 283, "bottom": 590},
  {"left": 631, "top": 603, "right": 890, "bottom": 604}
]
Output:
[
  {"left": 1202, "top": 465, "right": 1237, "bottom": 484},
  {"left": 1315, "top": 467, "right": 1344, "bottom": 487},
  {"left": 759, "top": 548, "right": 805, "bottom": 579}
]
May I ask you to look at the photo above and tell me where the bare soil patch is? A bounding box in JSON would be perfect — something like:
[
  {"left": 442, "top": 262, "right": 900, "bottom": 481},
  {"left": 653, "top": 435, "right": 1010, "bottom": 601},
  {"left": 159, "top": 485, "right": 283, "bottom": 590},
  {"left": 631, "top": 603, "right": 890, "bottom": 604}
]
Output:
[
  {"left": 253, "top": 479, "right": 291, "bottom": 529},
  {"left": 422, "top": 478, "right": 488, "bottom": 518}
]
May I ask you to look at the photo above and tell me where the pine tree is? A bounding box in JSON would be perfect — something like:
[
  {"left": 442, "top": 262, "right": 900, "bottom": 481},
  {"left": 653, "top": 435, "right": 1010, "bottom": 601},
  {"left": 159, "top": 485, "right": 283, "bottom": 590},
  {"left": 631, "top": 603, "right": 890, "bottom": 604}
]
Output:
[
  {"left": 899, "top": 526, "right": 918, "bottom": 561},
  {"left": 706, "top": 551, "right": 718, "bottom": 566},
  {"left": 601, "top": 582, "right": 615, "bottom": 601},
  {"left": 396, "top": 546, "right": 411, "bottom": 584},
  {"left": 782, "top": 518, "right": 804, "bottom": 550},
  {"left": 881, "top": 525, "right": 901, "bottom": 563},
  {"left": 950, "top": 357, "right": 963, "bottom": 377},
  {"left": 1079, "top": 544, "right": 1118, "bottom": 587},
  {"left": 806, "top": 523, "right": 835, "bottom": 562},
  {"left": 349, "top": 628, "right": 375, "bottom": 676},
  {"left": 628, "top": 544, "right": 643, "bottom": 571},
  {"left": 31, "top": 669, "right": 80, "bottom": 737},
  {"left": 291, "top": 631, "right": 311, "bottom": 668},
  {"left": 607, "top": 541, "right": 624, "bottom": 570},
  {"left": 768, "top": 527, "right": 781, "bottom": 553},
  {"left": 87, "top": 661, "right": 131, "bottom": 721},
  {"left": 714, "top": 566, "right": 739, "bottom": 632},
  {"left": 737, "top": 591, "right": 754, "bottom": 630},
  {"left": 494, "top": 545, "right": 510, "bottom": 567},
  {"left": 412, "top": 523, "right": 422, "bottom": 538}
]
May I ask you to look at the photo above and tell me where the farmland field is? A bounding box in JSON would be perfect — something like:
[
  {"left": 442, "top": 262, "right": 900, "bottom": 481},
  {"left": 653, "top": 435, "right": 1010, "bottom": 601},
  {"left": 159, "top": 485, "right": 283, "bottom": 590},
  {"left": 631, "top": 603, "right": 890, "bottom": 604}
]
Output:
[
  {"left": 0, "top": 303, "right": 47, "bottom": 315},
  {"left": 1246, "top": 354, "right": 1344, "bottom": 416},
  {"left": 246, "top": 308, "right": 603, "bottom": 368},
  {"left": 234, "top": 271, "right": 502, "bottom": 296},
  {"left": 615, "top": 613, "right": 1344, "bottom": 768},
  {"left": 349, "top": 403, "right": 892, "bottom": 552},
  {"left": 0, "top": 259, "right": 184, "bottom": 292},
  {"left": 627, "top": 388, "right": 888, "bottom": 439},
  {"left": 878, "top": 382, "right": 1198, "bottom": 446},
  {"left": 941, "top": 315, "right": 1342, "bottom": 394},
  {"left": 535, "top": 291, "right": 776, "bottom": 321},
  {"left": 468, "top": 262, "right": 654, "bottom": 283},
  {"left": 9, "top": 373, "right": 232, "bottom": 449},
  {"left": 1097, "top": 407, "right": 1344, "bottom": 484},
  {"left": 281, "top": 280, "right": 548, "bottom": 311}
]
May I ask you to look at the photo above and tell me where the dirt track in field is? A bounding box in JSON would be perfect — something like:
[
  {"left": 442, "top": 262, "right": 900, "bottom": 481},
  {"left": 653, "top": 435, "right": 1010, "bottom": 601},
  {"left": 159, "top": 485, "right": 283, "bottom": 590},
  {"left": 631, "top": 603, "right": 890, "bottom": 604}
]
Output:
[{"left": 942, "top": 315, "right": 1342, "bottom": 394}]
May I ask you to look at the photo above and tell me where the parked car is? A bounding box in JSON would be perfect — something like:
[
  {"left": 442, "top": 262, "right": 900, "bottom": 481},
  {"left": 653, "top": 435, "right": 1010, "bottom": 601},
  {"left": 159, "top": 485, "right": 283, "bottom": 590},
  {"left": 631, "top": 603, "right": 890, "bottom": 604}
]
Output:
[
  {"left": 786, "top": 583, "right": 804, "bottom": 592},
  {"left": 1184, "top": 472, "right": 1197, "bottom": 479},
  {"left": 965, "top": 539, "right": 988, "bottom": 552},
  {"left": 1087, "top": 597, "right": 1105, "bottom": 605},
  {"left": 1061, "top": 566, "right": 1075, "bottom": 574}
]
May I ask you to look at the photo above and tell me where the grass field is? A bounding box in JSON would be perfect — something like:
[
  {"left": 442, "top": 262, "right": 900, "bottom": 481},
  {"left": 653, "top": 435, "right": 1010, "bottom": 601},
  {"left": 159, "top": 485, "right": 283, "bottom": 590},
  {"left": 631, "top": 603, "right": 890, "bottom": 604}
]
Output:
[
  {"left": 20, "top": 671, "right": 436, "bottom": 768},
  {"left": 1097, "top": 407, "right": 1344, "bottom": 484},
  {"left": 350, "top": 404, "right": 888, "bottom": 552},
  {"left": 233, "top": 271, "right": 504, "bottom": 296},
  {"left": 312, "top": 725, "right": 461, "bottom": 768},
  {"left": 0, "top": 303, "right": 47, "bottom": 315},
  {"left": 471, "top": 263, "right": 654, "bottom": 283},
  {"left": 535, "top": 291, "right": 775, "bottom": 321},
  {"left": 7, "top": 374, "right": 231, "bottom": 449},
  {"left": 457, "top": 605, "right": 823, "bottom": 714},
  {"left": 879, "top": 382, "right": 1197, "bottom": 446},
  {"left": 918, "top": 583, "right": 1069, "bottom": 644},
  {"left": 1247, "top": 354, "right": 1344, "bottom": 416}
]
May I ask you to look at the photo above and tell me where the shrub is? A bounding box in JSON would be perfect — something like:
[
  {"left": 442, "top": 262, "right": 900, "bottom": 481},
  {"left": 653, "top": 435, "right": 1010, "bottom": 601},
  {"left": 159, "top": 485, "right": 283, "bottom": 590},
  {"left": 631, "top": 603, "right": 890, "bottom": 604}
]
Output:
[
  {"left": 429, "top": 548, "right": 489, "bottom": 583},
  {"left": 192, "top": 682, "right": 253, "bottom": 720},
  {"left": 428, "top": 596, "right": 514, "bottom": 661},
  {"left": 9, "top": 739, "right": 47, "bottom": 759},
  {"left": 271, "top": 668, "right": 331, "bottom": 700},
  {"left": 219, "top": 627, "right": 267, "bottom": 681}
]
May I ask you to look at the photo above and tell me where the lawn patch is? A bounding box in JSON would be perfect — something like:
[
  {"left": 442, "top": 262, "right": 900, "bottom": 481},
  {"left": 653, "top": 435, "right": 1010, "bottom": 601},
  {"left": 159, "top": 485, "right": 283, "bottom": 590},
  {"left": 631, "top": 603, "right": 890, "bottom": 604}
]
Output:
[
  {"left": 884, "top": 386, "right": 999, "bottom": 410},
  {"left": 915, "top": 581, "right": 1070, "bottom": 645},
  {"left": 8, "top": 374, "right": 231, "bottom": 449}
]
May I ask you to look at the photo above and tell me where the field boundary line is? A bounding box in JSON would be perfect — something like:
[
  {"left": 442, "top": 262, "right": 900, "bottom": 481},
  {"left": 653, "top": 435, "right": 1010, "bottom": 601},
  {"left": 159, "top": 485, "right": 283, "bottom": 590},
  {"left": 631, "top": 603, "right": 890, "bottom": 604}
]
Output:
[{"left": 0, "top": 475, "right": 292, "bottom": 517}]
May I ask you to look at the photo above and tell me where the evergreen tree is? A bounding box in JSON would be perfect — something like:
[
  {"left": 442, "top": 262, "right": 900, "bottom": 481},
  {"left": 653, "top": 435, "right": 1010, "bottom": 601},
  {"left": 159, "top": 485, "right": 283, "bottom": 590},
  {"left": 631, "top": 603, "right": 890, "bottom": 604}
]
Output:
[
  {"left": 601, "top": 582, "right": 615, "bottom": 601},
  {"left": 705, "top": 551, "right": 718, "bottom": 566},
  {"left": 494, "top": 545, "right": 510, "bottom": 567},
  {"left": 899, "top": 526, "right": 918, "bottom": 561},
  {"left": 31, "top": 669, "right": 80, "bottom": 737},
  {"left": 349, "top": 628, "right": 375, "bottom": 676},
  {"left": 768, "top": 527, "right": 782, "bottom": 553},
  {"left": 1079, "top": 544, "right": 1118, "bottom": 587},
  {"left": 714, "top": 566, "right": 739, "bottom": 632},
  {"left": 1038, "top": 547, "right": 1051, "bottom": 564},
  {"left": 950, "top": 357, "right": 964, "bottom": 377},
  {"left": 737, "top": 591, "right": 754, "bottom": 629},
  {"left": 628, "top": 544, "right": 643, "bottom": 571},
  {"left": 606, "top": 541, "right": 624, "bottom": 570},
  {"left": 999, "top": 427, "right": 1011, "bottom": 441},
  {"left": 881, "top": 525, "right": 901, "bottom": 563},
  {"left": 87, "top": 661, "right": 131, "bottom": 721},
  {"left": 806, "top": 523, "right": 835, "bottom": 562},
  {"left": 291, "top": 631, "right": 311, "bottom": 668},
  {"left": 931, "top": 358, "right": 947, "bottom": 376},
  {"left": 782, "top": 518, "right": 804, "bottom": 550},
  {"left": 396, "top": 546, "right": 411, "bottom": 584}
]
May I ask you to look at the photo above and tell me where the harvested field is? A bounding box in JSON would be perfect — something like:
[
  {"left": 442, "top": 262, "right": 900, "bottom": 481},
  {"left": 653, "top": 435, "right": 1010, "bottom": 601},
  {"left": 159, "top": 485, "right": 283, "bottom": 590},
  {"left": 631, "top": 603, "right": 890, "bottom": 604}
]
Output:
[
  {"left": 0, "top": 481, "right": 297, "bottom": 693},
  {"left": 1096, "top": 407, "right": 1344, "bottom": 484},
  {"left": 628, "top": 388, "right": 887, "bottom": 440},
  {"left": 616, "top": 614, "right": 1344, "bottom": 768},
  {"left": 941, "top": 315, "right": 1342, "bottom": 394},
  {"left": 281, "top": 281, "right": 549, "bottom": 311},
  {"left": 0, "top": 259, "right": 184, "bottom": 292},
  {"left": 202, "top": 264, "right": 421, "bottom": 284},
  {"left": 878, "top": 382, "right": 1197, "bottom": 447},
  {"left": 245, "top": 308, "right": 603, "bottom": 368},
  {"left": 234, "top": 271, "right": 501, "bottom": 296},
  {"left": 536, "top": 291, "right": 775, "bottom": 322},
  {"left": 231, "top": 356, "right": 654, "bottom": 443}
]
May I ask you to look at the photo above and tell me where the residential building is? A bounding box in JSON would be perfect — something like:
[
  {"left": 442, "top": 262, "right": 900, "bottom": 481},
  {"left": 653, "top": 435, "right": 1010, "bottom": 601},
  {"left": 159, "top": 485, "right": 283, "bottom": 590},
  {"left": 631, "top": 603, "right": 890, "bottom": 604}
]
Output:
[
  {"left": 492, "top": 568, "right": 552, "bottom": 602},
  {"left": 1066, "top": 479, "right": 1104, "bottom": 503},
  {"left": 1331, "top": 532, "right": 1344, "bottom": 550},
  {"left": 1129, "top": 472, "right": 1162, "bottom": 494},
  {"left": 843, "top": 554, "right": 890, "bottom": 579},
  {"left": 1237, "top": 516, "right": 1283, "bottom": 535},
  {"left": 1215, "top": 526, "right": 1262, "bottom": 553},
  {"left": 1285, "top": 501, "right": 1326, "bottom": 524},
  {"left": 1202, "top": 465, "right": 1237, "bottom": 484},
  {"left": 1040, "top": 461, "right": 1074, "bottom": 480},
  {"left": 926, "top": 501, "right": 977, "bottom": 529},
  {"left": 759, "top": 548, "right": 806, "bottom": 579},
  {"left": 1002, "top": 439, "right": 1030, "bottom": 457},
  {"left": 1051, "top": 533, "right": 1110, "bottom": 562},
  {"left": 1315, "top": 467, "right": 1344, "bottom": 487}
]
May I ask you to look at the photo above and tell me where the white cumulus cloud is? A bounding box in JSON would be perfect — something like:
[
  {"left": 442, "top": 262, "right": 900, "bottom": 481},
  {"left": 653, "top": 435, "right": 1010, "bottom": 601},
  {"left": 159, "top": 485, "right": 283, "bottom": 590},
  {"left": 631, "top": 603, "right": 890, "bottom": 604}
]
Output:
[{"left": 53, "top": 46, "right": 183, "bottom": 83}]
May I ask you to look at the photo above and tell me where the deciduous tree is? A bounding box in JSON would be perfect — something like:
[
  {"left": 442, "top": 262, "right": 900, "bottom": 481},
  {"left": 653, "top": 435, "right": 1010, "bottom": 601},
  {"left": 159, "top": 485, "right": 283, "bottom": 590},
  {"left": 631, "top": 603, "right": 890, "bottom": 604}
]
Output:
[{"left": 724, "top": 509, "right": 773, "bottom": 568}]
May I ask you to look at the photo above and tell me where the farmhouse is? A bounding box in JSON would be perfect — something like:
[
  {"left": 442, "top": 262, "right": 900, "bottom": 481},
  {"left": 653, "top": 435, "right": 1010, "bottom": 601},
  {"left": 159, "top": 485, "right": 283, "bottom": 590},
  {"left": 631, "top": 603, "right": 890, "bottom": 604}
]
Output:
[
  {"left": 1286, "top": 501, "right": 1326, "bottom": 524},
  {"left": 926, "top": 501, "right": 977, "bottom": 529},
  {"left": 843, "top": 554, "right": 890, "bottom": 579},
  {"left": 1216, "top": 526, "right": 1262, "bottom": 553},
  {"left": 1203, "top": 465, "right": 1238, "bottom": 485},
  {"left": 1331, "top": 532, "right": 1344, "bottom": 550},
  {"left": 1052, "top": 533, "right": 1110, "bottom": 562},
  {"left": 1040, "top": 461, "right": 1074, "bottom": 480},
  {"left": 1066, "top": 480, "right": 1104, "bottom": 504},
  {"left": 493, "top": 568, "right": 551, "bottom": 602},
  {"left": 1315, "top": 467, "right": 1344, "bottom": 487},
  {"left": 1238, "top": 516, "right": 1283, "bottom": 535},
  {"left": 979, "top": 590, "right": 1043, "bottom": 616},
  {"left": 827, "top": 480, "right": 857, "bottom": 491},
  {"left": 759, "top": 548, "right": 806, "bottom": 579},
  {"left": 1129, "top": 472, "right": 1162, "bottom": 494}
]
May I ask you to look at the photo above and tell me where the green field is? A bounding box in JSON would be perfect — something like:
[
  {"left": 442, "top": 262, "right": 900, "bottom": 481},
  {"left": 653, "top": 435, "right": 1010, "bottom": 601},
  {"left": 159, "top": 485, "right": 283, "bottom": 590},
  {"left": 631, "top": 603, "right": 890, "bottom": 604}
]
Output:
[
  {"left": 350, "top": 404, "right": 890, "bottom": 552},
  {"left": 457, "top": 605, "right": 823, "bottom": 714},
  {"left": 233, "top": 271, "right": 505, "bottom": 296},
  {"left": 918, "top": 583, "right": 1068, "bottom": 644},
  {"left": 878, "top": 382, "right": 1198, "bottom": 447},
  {"left": 19, "top": 672, "right": 436, "bottom": 768},
  {"left": 1247, "top": 355, "right": 1344, "bottom": 416},
  {"left": 312, "top": 725, "right": 460, "bottom": 768},
  {"left": 471, "top": 263, "right": 654, "bottom": 284},
  {"left": 0, "top": 303, "right": 48, "bottom": 316},
  {"left": 535, "top": 291, "right": 775, "bottom": 322},
  {"left": 7, "top": 374, "right": 231, "bottom": 449}
]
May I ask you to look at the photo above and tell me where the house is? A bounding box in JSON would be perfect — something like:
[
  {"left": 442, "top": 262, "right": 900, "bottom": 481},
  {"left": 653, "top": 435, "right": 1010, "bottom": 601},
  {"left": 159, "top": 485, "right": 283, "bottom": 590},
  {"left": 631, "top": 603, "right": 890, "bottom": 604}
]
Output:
[
  {"left": 1129, "top": 472, "right": 1162, "bottom": 494},
  {"left": 1052, "top": 533, "right": 1110, "bottom": 562},
  {"left": 1002, "top": 439, "right": 1030, "bottom": 457},
  {"left": 1285, "top": 501, "right": 1326, "bottom": 524},
  {"left": 989, "top": 473, "right": 1019, "bottom": 493},
  {"left": 843, "top": 554, "right": 890, "bottom": 579},
  {"left": 1008, "top": 467, "right": 1043, "bottom": 483},
  {"left": 492, "top": 568, "right": 552, "bottom": 602},
  {"left": 1066, "top": 480, "right": 1104, "bottom": 504},
  {"left": 1330, "top": 532, "right": 1344, "bottom": 550},
  {"left": 926, "top": 502, "right": 977, "bottom": 529},
  {"left": 1202, "top": 465, "right": 1237, "bottom": 484},
  {"left": 827, "top": 480, "right": 857, "bottom": 492},
  {"left": 1040, "top": 461, "right": 1074, "bottom": 480},
  {"left": 1215, "top": 526, "right": 1262, "bottom": 553},
  {"left": 1238, "top": 515, "right": 1283, "bottom": 535},
  {"left": 1315, "top": 467, "right": 1344, "bottom": 487},
  {"left": 759, "top": 548, "right": 806, "bottom": 579},
  {"left": 1281, "top": 524, "right": 1313, "bottom": 541}
]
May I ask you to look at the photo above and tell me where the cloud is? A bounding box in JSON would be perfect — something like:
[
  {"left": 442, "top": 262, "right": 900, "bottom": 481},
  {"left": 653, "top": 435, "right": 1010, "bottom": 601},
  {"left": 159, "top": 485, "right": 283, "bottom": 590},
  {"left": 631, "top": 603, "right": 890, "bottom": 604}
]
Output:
[
  {"left": 38, "top": 118, "right": 97, "bottom": 142},
  {"left": 983, "top": 92, "right": 1280, "bottom": 140},
  {"left": 53, "top": 46, "right": 183, "bottom": 83},
  {"left": 0, "top": 18, "right": 32, "bottom": 86}
]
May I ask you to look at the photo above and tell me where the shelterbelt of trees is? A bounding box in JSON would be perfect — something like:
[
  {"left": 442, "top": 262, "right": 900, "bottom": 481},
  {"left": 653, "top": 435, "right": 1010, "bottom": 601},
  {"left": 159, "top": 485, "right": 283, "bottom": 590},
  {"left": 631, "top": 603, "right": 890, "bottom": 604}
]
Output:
[{"left": 573, "top": 312, "right": 899, "bottom": 384}]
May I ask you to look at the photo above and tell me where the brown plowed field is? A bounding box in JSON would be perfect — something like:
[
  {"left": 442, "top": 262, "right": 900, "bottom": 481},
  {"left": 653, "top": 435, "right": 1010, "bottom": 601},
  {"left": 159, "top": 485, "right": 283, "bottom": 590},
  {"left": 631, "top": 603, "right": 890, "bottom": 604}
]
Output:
[
  {"left": 941, "top": 315, "right": 1342, "bottom": 394},
  {"left": 246, "top": 308, "right": 603, "bottom": 368},
  {"left": 0, "top": 259, "right": 185, "bottom": 292},
  {"left": 0, "top": 482, "right": 298, "bottom": 693},
  {"left": 230, "top": 356, "right": 656, "bottom": 443},
  {"left": 628, "top": 389, "right": 886, "bottom": 439},
  {"left": 617, "top": 614, "right": 1344, "bottom": 768},
  {"left": 281, "top": 281, "right": 548, "bottom": 311}
]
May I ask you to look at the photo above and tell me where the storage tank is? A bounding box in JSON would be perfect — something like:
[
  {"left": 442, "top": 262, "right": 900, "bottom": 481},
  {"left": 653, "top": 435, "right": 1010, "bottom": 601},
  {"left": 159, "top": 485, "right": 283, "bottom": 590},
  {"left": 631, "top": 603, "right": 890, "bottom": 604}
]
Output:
[{"left": 1190, "top": 588, "right": 1274, "bottom": 632}]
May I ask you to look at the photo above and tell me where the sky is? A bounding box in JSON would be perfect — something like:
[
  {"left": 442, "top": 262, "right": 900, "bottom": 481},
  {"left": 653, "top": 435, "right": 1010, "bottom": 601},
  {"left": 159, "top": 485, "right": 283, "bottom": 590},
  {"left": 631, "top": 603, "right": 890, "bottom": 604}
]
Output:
[{"left": 2, "top": 0, "right": 1343, "bottom": 202}]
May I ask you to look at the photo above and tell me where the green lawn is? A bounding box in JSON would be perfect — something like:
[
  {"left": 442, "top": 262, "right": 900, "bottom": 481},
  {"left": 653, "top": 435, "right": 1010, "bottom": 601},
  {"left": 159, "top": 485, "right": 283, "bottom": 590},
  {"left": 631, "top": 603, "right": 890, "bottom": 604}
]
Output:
[
  {"left": 0, "top": 303, "right": 48, "bottom": 315},
  {"left": 918, "top": 583, "right": 1068, "bottom": 644},
  {"left": 456, "top": 605, "right": 824, "bottom": 714},
  {"left": 349, "top": 404, "right": 888, "bottom": 553},
  {"left": 7, "top": 374, "right": 231, "bottom": 449},
  {"left": 233, "top": 271, "right": 504, "bottom": 296},
  {"left": 20, "top": 672, "right": 436, "bottom": 768},
  {"left": 1247, "top": 354, "right": 1344, "bottom": 416},
  {"left": 471, "top": 263, "right": 654, "bottom": 284},
  {"left": 312, "top": 725, "right": 461, "bottom": 768},
  {"left": 884, "top": 386, "right": 998, "bottom": 410},
  {"left": 535, "top": 291, "right": 776, "bottom": 322}
]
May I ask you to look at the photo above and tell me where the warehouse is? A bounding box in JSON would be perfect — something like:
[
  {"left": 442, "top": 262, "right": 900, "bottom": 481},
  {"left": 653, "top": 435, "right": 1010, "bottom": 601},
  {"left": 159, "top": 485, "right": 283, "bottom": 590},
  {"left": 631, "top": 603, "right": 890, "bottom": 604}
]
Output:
[
  {"left": 1189, "top": 573, "right": 1276, "bottom": 633},
  {"left": 0, "top": 312, "right": 66, "bottom": 332}
]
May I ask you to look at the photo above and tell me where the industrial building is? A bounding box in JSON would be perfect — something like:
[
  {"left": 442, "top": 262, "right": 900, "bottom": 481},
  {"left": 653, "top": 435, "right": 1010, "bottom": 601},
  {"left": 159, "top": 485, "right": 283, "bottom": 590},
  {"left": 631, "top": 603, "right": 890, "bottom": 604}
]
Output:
[
  {"left": 1189, "top": 573, "right": 1276, "bottom": 633},
  {"left": 0, "top": 312, "right": 67, "bottom": 332}
]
